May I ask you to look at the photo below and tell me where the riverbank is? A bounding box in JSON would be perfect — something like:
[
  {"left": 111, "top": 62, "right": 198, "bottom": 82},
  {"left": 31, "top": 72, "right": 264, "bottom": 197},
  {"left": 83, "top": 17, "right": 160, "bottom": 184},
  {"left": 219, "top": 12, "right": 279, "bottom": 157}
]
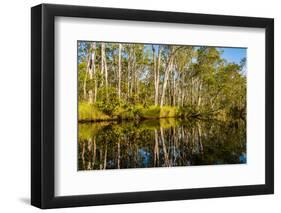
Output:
[
  {"left": 78, "top": 102, "right": 180, "bottom": 122},
  {"left": 78, "top": 102, "right": 234, "bottom": 122}
]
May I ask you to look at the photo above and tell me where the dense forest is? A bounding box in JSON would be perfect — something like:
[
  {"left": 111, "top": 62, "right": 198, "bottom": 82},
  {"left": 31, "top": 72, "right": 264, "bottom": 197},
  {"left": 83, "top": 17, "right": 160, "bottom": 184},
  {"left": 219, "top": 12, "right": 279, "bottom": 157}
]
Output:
[{"left": 78, "top": 41, "right": 246, "bottom": 122}]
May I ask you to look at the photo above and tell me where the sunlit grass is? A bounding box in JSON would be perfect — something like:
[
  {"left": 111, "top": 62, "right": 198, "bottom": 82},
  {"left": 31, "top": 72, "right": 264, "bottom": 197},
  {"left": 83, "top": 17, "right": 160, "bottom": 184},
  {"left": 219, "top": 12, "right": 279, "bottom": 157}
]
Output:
[
  {"left": 79, "top": 102, "right": 222, "bottom": 122},
  {"left": 160, "top": 106, "right": 179, "bottom": 118},
  {"left": 79, "top": 102, "right": 110, "bottom": 122},
  {"left": 140, "top": 106, "right": 178, "bottom": 119}
]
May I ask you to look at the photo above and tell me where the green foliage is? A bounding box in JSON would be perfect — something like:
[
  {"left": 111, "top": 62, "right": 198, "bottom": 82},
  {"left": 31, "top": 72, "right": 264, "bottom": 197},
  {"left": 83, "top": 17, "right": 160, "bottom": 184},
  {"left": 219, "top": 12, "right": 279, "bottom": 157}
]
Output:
[
  {"left": 79, "top": 102, "right": 110, "bottom": 122},
  {"left": 140, "top": 106, "right": 178, "bottom": 119},
  {"left": 178, "top": 105, "right": 198, "bottom": 118},
  {"left": 78, "top": 62, "right": 87, "bottom": 100},
  {"left": 160, "top": 106, "right": 179, "bottom": 118},
  {"left": 116, "top": 109, "right": 135, "bottom": 121},
  {"left": 141, "top": 106, "right": 160, "bottom": 118},
  {"left": 79, "top": 104, "right": 180, "bottom": 122},
  {"left": 96, "top": 87, "right": 120, "bottom": 115},
  {"left": 78, "top": 41, "right": 246, "bottom": 122}
]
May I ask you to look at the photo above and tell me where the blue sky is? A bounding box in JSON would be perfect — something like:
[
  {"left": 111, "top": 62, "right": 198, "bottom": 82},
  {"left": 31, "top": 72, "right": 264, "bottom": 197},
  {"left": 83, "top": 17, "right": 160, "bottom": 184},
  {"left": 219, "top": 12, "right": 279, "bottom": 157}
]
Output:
[
  {"left": 149, "top": 45, "right": 247, "bottom": 64},
  {"left": 78, "top": 41, "right": 246, "bottom": 65},
  {"left": 218, "top": 47, "right": 246, "bottom": 64}
]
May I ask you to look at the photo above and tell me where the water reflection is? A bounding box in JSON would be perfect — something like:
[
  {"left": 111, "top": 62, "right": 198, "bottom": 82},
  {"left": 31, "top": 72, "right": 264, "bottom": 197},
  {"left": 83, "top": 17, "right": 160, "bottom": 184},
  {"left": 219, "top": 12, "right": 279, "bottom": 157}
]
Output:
[{"left": 78, "top": 118, "right": 246, "bottom": 170}]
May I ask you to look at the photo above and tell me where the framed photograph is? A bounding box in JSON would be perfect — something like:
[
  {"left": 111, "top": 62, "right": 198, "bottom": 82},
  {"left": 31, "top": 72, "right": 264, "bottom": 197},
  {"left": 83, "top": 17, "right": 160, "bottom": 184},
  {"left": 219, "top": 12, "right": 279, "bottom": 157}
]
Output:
[{"left": 31, "top": 3, "right": 274, "bottom": 209}]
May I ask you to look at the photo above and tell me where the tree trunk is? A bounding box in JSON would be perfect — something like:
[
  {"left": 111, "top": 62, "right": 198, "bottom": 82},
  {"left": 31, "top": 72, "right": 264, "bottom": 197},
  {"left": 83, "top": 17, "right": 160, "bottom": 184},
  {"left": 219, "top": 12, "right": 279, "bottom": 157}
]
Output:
[
  {"left": 101, "top": 43, "right": 108, "bottom": 100},
  {"left": 160, "top": 48, "right": 175, "bottom": 107},
  {"left": 172, "top": 70, "right": 176, "bottom": 106},
  {"left": 88, "top": 42, "right": 96, "bottom": 103},
  {"left": 152, "top": 46, "right": 157, "bottom": 105},
  {"left": 118, "top": 44, "right": 122, "bottom": 100},
  {"left": 127, "top": 45, "right": 131, "bottom": 101},
  {"left": 197, "top": 81, "right": 202, "bottom": 107},
  {"left": 130, "top": 49, "right": 135, "bottom": 95},
  {"left": 83, "top": 55, "right": 90, "bottom": 101},
  {"left": 154, "top": 46, "right": 161, "bottom": 105}
]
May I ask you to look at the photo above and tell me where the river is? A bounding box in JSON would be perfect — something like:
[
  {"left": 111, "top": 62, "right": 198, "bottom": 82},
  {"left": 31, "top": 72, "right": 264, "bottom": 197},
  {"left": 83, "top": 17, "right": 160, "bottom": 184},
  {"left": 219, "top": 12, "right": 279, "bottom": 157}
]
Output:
[{"left": 78, "top": 118, "right": 246, "bottom": 170}]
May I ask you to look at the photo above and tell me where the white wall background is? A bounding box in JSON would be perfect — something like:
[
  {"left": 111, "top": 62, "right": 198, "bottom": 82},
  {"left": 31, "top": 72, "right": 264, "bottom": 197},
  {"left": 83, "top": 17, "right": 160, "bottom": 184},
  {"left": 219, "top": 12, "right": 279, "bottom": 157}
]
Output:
[{"left": 0, "top": 0, "right": 279, "bottom": 212}]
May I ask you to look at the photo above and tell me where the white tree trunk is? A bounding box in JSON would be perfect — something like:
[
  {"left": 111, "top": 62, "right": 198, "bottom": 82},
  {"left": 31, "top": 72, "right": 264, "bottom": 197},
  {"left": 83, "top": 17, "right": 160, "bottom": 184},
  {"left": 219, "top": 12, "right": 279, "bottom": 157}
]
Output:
[
  {"left": 127, "top": 45, "right": 131, "bottom": 100},
  {"left": 118, "top": 44, "right": 122, "bottom": 100},
  {"left": 155, "top": 47, "right": 161, "bottom": 105},
  {"left": 152, "top": 46, "right": 156, "bottom": 105},
  {"left": 101, "top": 43, "right": 108, "bottom": 100},
  {"left": 160, "top": 52, "right": 175, "bottom": 107},
  {"left": 83, "top": 55, "right": 90, "bottom": 101},
  {"left": 88, "top": 42, "right": 96, "bottom": 103}
]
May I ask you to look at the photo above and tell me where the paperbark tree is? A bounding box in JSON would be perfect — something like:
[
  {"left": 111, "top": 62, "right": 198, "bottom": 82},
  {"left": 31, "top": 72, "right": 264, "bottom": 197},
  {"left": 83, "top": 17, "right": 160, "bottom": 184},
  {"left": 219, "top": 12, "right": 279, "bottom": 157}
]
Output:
[
  {"left": 127, "top": 45, "right": 132, "bottom": 100},
  {"left": 88, "top": 42, "right": 96, "bottom": 103},
  {"left": 155, "top": 46, "right": 161, "bottom": 105},
  {"left": 160, "top": 47, "right": 177, "bottom": 107},
  {"left": 101, "top": 43, "right": 108, "bottom": 100},
  {"left": 118, "top": 44, "right": 122, "bottom": 100},
  {"left": 153, "top": 45, "right": 161, "bottom": 106},
  {"left": 83, "top": 54, "right": 90, "bottom": 101}
]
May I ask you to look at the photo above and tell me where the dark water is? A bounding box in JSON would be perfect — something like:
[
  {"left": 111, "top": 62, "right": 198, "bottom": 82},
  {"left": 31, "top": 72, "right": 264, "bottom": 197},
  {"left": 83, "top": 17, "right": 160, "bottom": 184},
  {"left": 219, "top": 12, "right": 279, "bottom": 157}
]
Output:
[{"left": 78, "top": 118, "right": 246, "bottom": 171}]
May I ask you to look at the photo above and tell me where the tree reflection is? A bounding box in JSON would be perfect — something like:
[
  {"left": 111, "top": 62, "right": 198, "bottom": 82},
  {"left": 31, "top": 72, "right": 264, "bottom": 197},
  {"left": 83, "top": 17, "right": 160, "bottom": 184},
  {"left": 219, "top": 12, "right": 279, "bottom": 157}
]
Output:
[{"left": 78, "top": 118, "right": 246, "bottom": 170}]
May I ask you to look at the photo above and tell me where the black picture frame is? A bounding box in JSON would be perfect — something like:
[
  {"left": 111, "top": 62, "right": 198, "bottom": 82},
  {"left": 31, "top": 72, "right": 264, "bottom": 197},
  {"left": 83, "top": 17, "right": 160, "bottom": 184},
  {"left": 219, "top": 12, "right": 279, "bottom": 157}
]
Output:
[{"left": 31, "top": 3, "right": 274, "bottom": 209}]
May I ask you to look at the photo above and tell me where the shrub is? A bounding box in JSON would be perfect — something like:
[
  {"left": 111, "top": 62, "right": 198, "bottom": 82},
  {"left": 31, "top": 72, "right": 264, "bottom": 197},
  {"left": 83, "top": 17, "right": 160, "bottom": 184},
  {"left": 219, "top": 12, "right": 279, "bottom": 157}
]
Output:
[
  {"left": 96, "top": 87, "right": 120, "bottom": 116},
  {"left": 115, "top": 104, "right": 143, "bottom": 121},
  {"left": 178, "top": 105, "right": 197, "bottom": 118}
]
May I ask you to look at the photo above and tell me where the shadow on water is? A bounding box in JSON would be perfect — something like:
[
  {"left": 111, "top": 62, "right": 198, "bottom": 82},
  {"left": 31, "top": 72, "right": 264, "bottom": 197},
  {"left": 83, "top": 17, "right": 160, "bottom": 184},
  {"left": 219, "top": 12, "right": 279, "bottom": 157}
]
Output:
[{"left": 78, "top": 118, "right": 246, "bottom": 170}]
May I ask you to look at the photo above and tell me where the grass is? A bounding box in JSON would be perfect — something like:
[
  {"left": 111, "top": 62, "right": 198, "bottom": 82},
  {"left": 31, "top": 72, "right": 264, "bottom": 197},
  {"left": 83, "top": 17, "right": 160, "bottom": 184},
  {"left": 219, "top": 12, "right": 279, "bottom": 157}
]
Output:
[
  {"left": 79, "top": 103, "right": 111, "bottom": 122},
  {"left": 159, "top": 106, "right": 179, "bottom": 118},
  {"left": 141, "top": 106, "right": 178, "bottom": 119},
  {"left": 140, "top": 106, "right": 160, "bottom": 119},
  {"left": 78, "top": 102, "right": 180, "bottom": 122}
]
